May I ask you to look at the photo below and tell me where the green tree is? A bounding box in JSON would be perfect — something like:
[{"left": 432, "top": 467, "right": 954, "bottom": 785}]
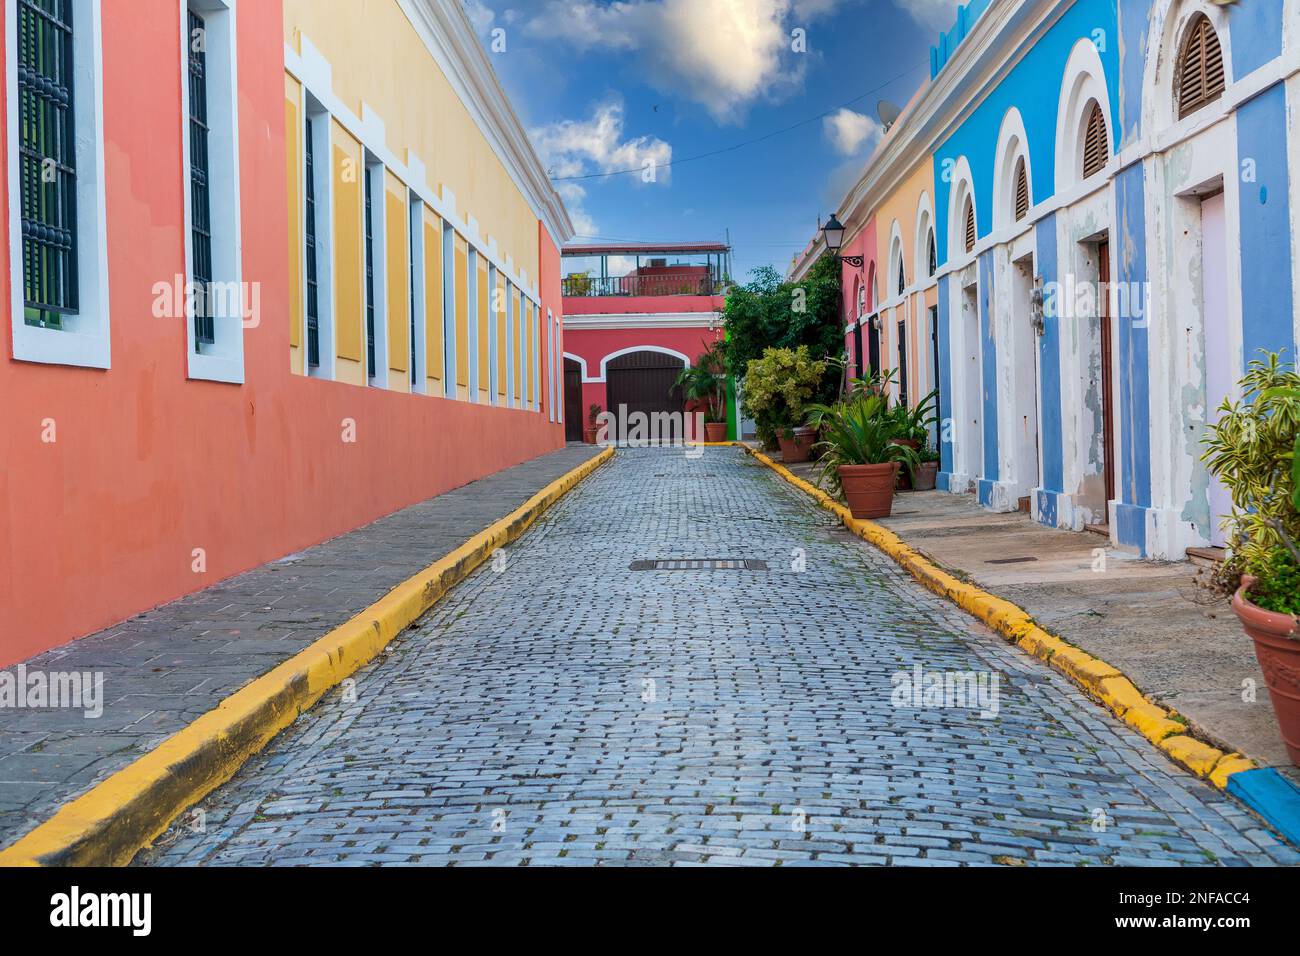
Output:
[{"left": 720, "top": 254, "right": 844, "bottom": 409}]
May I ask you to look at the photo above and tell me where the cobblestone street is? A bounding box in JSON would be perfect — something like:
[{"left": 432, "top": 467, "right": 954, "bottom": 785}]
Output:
[{"left": 140, "top": 448, "right": 1298, "bottom": 867}]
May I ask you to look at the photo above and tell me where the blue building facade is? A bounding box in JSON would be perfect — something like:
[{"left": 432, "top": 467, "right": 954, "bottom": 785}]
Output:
[{"left": 828, "top": 0, "right": 1300, "bottom": 560}]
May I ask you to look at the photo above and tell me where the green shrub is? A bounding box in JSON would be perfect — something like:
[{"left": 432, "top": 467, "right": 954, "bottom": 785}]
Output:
[
  {"left": 740, "top": 345, "right": 828, "bottom": 444},
  {"left": 1201, "top": 351, "right": 1300, "bottom": 615}
]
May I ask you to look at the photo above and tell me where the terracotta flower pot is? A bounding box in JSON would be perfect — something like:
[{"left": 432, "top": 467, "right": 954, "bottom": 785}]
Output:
[
  {"left": 582, "top": 426, "right": 598, "bottom": 445},
  {"left": 1233, "top": 576, "right": 1300, "bottom": 766},
  {"left": 704, "top": 421, "right": 728, "bottom": 443},
  {"left": 839, "top": 462, "right": 899, "bottom": 519},
  {"left": 912, "top": 461, "right": 939, "bottom": 491},
  {"left": 777, "top": 426, "right": 817, "bottom": 464},
  {"left": 890, "top": 438, "right": 920, "bottom": 490}
]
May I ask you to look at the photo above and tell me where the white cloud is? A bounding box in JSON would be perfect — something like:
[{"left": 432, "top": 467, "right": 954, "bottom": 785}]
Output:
[
  {"left": 462, "top": 1, "right": 520, "bottom": 35},
  {"left": 893, "top": 0, "right": 962, "bottom": 31},
  {"left": 524, "top": 0, "right": 842, "bottom": 123},
  {"left": 462, "top": 0, "right": 496, "bottom": 33},
  {"left": 823, "top": 107, "right": 880, "bottom": 156},
  {"left": 555, "top": 182, "right": 599, "bottom": 236},
  {"left": 530, "top": 97, "right": 673, "bottom": 182},
  {"left": 532, "top": 98, "right": 674, "bottom": 233}
]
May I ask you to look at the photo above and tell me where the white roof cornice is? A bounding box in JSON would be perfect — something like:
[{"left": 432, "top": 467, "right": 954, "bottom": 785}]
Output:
[
  {"left": 398, "top": 0, "right": 574, "bottom": 250},
  {"left": 832, "top": 0, "right": 1068, "bottom": 245}
]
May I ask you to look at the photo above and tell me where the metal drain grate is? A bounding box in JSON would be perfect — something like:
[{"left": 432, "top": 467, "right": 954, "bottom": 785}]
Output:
[
  {"left": 985, "top": 556, "right": 1039, "bottom": 565},
  {"left": 630, "top": 558, "right": 769, "bottom": 571}
]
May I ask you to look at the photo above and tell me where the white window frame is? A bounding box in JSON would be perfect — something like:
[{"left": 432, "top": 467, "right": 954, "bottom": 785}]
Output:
[
  {"left": 547, "top": 308, "right": 555, "bottom": 422},
  {"left": 1055, "top": 38, "right": 1114, "bottom": 191},
  {"left": 441, "top": 221, "right": 455, "bottom": 398},
  {"left": 466, "top": 246, "right": 479, "bottom": 397},
  {"left": 520, "top": 297, "right": 530, "bottom": 410},
  {"left": 555, "top": 316, "right": 564, "bottom": 424},
  {"left": 487, "top": 263, "right": 498, "bottom": 402},
  {"left": 181, "top": 0, "right": 244, "bottom": 384},
  {"left": 364, "top": 157, "right": 388, "bottom": 387},
  {"left": 408, "top": 192, "right": 426, "bottom": 393},
  {"left": 7, "top": 0, "right": 111, "bottom": 369},
  {"left": 530, "top": 301, "right": 539, "bottom": 411},
  {"left": 505, "top": 282, "right": 515, "bottom": 407},
  {"left": 302, "top": 98, "right": 336, "bottom": 380}
]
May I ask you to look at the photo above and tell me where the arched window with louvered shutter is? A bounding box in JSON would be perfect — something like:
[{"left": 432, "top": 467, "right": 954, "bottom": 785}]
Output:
[
  {"left": 1013, "top": 158, "right": 1029, "bottom": 222},
  {"left": 927, "top": 229, "right": 936, "bottom": 276},
  {"left": 963, "top": 198, "right": 975, "bottom": 254},
  {"left": 897, "top": 255, "right": 906, "bottom": 295},
  {"left": 1176, "top": 13, "right": 1225, "bottom": 119},
  {"left": 1081, "top": 101, "right": 1108, "bottom": 179}
]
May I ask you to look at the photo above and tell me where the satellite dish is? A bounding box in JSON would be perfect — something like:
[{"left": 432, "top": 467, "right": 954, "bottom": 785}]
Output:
[{"left": 877, "top": 99, "right": 902, "bottom": 132}]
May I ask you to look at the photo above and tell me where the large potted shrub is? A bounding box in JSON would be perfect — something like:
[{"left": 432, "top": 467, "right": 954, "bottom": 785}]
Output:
[
  {"left": 806, "top": 391, "right": 918, "bottom": 518},
  {"left": 740, "top": 345, "right": 827, "bottom": 463},
  {"left": 1202, "top": 352, "right": 1300, "bottom": 765},
  {"left": 675, "top": 341, "right": 729, "bottom": 442}
]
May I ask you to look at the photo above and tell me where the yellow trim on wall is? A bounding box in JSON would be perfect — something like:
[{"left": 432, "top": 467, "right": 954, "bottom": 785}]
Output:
[
  {"left": 423, "top": 205, "right": 444, "bottom": 388},
  {"left": 385, "top": 170, "right": 410, "bottom": 389},
  {"left": 454, "top": 233, "right": 469, "bottom": 394},
  {"left": 332, "top": 120, "right": 365, "bottom": 384},
  {"left": 285, "top": 76, "right": 304, "bottom": 374}
]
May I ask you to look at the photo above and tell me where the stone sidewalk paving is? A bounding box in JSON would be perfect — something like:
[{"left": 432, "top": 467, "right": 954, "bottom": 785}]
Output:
[
  {"left": 777, "top": 455, "right": 1295, "bottom": 778},
  {"left": 0, "top": 444, "right": 604, "bottom": 851}
]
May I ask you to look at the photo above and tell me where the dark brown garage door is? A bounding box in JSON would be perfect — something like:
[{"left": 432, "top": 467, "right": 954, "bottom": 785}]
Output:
[
  {"left": 563, "top": 358, "right": 583, "bottom": 442},
  {"left": 605, "top": 350, "right": 685, "bottom": 441}
]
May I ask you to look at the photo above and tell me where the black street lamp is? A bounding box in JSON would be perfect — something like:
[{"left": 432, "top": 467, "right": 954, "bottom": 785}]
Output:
[
  {"left": 822, "top": 213, "right": 865, "bottom": 397},
  {"left": 822, "top": 213, "right": 863, "bottom": 268}
]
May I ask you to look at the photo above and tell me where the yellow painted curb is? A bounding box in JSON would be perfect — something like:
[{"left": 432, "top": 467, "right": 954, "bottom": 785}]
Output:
[
  {"left": 738, "top": 444, "right": 1257, "bottom": 791},
  {"left": 0, "top": 446, "right": 615, "bottom": 867}
]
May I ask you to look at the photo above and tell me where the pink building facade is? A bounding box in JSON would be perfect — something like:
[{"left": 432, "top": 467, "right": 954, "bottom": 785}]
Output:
[{"left": 561, "top": 243, "right": 731, "bottom": 440}]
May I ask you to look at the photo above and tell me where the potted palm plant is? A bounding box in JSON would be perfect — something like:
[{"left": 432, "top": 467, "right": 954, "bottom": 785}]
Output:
[
  {"left": 806, "top": 391, "right": 919, "bottom": 519},
  {"left": 740, "top": 346, "right": 827, "bottom": 463},
  {"left": 1202, "top": 352, "right": 1300, "bottom": 765},
  {"left": 913, "top": 443, "right": 941, "bottom": 491},
  {"left": 886, "top": 388, "right": 938, "bottom": 489},
  {"left": 675, "top": 341, "right": 729, "bottom": 442}
]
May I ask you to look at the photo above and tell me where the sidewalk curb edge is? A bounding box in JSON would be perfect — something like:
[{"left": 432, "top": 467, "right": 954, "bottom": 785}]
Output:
[
  {"left": 739, "top": 444, "right": 1260, "bottom": 793},
  {"left": 0, "top": 446, "right": 615, "bottom": 867}
]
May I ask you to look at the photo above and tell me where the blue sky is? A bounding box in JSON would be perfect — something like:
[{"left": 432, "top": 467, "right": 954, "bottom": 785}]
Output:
[{"left": 463, "top": 0, "right": 963, "bottom": 280}]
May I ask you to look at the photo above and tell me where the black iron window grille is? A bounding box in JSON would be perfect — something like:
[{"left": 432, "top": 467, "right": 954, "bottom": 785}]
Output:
[
  {"left": 897, "top": 318, "right": 909, "bottom": 409},
  {"left": 19, "top": 0, "right": 78, "bottom": 330},
  {"left": 364, "top": 169, "right": 376, "bottom": 378},
  {"left": 304, "top": 116, "right": 320, "bottom": 367},
  {"left": 187, "top": 9, "right": 214, "bottom": 347}
]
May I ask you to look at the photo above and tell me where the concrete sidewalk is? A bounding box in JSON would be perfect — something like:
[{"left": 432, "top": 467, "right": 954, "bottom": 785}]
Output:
[
  {"left": 778, "top": 457, "right": 1296, "bottom": 781},
  {"left": 0, "top": 444, "right": 604, "bottom": 852}
]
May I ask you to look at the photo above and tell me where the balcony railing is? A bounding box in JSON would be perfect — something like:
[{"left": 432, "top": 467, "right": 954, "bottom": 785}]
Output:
[{"left": 562, "top": 273, "right": 725, "bottom": 298}]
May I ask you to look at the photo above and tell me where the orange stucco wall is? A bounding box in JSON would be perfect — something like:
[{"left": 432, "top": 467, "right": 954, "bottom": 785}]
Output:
[{"left": 0, "top": 0, "right": 563, "bottom": 667}]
